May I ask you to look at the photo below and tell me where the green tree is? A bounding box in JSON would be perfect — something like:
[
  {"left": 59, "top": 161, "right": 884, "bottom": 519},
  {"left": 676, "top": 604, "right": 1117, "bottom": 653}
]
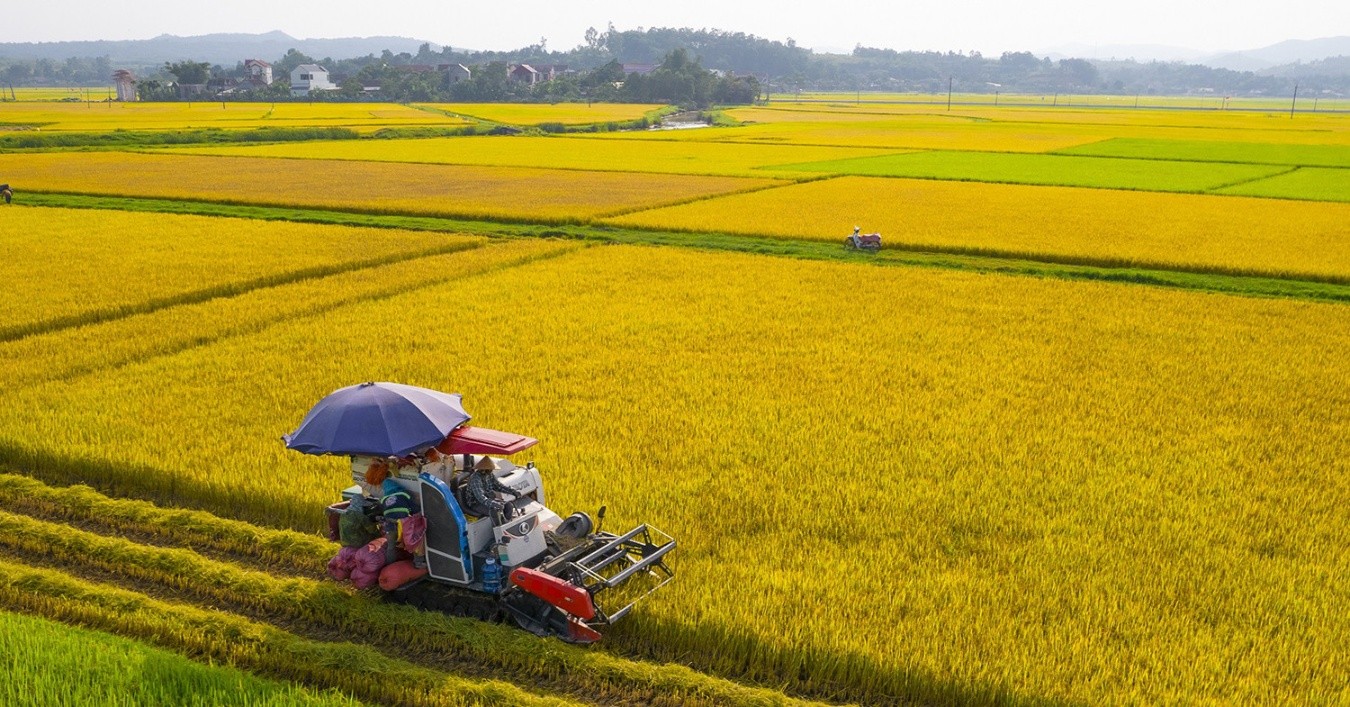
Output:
[{"left": 163, "top": 60, "right": 210, "bottom": 84}]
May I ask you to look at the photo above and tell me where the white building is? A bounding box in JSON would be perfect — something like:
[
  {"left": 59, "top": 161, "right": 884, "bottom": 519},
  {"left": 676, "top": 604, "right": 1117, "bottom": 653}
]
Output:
[
  {"left": 290, "top": 64, "right": 335, "bottom": 96},
  {"left": 244, "top": 59, "right": 273, "bottom": 86}
]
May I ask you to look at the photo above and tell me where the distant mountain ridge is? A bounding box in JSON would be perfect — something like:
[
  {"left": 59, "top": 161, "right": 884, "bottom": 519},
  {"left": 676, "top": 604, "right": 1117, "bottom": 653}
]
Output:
[
  {"left": 1042, "top": 36, "right": 1350, "bottom": 72},
  {"left": 1201, "top": 36, "right": 1350, "bottom": 72},
  {"left": 0, "top": 31, "right": 442, "bottom": 65}
]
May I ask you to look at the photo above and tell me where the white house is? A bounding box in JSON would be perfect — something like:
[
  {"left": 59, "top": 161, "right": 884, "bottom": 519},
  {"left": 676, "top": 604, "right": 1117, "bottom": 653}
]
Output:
[
  {"left": 291, "top": 64, "right": 335, "bottom": 96},
  {"left": 244, "top": 59, "right": 273, "bottom": 86}
]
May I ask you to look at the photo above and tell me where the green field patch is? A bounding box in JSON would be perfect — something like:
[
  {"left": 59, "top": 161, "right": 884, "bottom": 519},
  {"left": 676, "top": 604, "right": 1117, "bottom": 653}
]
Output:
[
  {"left": 1215, "top": 167, "right": 1350, "bottom": 202},
  {"left": 764, "top": 151, "right": 1289, "bottom": 192},
  {"left": 1060, "top": 138, "right": 1350, "bottom": 167},
  {"left": 0, "top": 610, "right": 362, "bottom": 706}
]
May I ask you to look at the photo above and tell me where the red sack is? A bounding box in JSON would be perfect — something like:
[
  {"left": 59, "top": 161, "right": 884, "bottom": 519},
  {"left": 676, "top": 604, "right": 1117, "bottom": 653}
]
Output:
[
  {"left": 379, "top": 559, "right": 429, "bottom": 591},
  {"left": 327, "top": 546, "right": 358, "bottom": 581}
]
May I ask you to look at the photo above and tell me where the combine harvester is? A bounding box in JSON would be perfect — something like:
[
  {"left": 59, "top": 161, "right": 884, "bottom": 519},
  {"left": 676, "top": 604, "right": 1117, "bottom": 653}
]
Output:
[{"left": 284, "top": 382, "right": 675, "bottom": 644}]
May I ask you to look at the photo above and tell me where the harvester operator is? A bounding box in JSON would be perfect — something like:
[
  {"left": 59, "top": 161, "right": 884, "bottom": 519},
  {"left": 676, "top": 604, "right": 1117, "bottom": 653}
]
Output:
[{"left": 465, "top": 463, "right": 522, "bottom": 524}]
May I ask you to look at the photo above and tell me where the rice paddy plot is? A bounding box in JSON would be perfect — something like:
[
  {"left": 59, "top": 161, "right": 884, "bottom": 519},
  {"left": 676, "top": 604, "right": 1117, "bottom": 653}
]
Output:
[
  {"left": 581, "top": 113, "right": 1105, "bottom": 152},
  {"left": 1060, "top": 137, "right": 1350, "bottom": 167},
  {"left": 0, "top": 151, "right": 782, "bottom": 222},
  {"left": 1214, "top": 167, "right": 1350, "bottom": 202},
  {"left": 604, "top": 176, "right": 1350, "bottom": 281},
  {"left": 0, "top": 238, "right": 571, "bottom": 389},
  {"left": 416, "top": 102, "right": 663, "bottom": 126},
  {"left": 765, "top": 150, "right": 1292, "bottom": 193},
  {"left": 0, "top": 101, "right": 467, "bottom": 132},
  {"left": 1, "top": 246, "right": 1345, "bottom": 704},
  {"left": 165, "top": 135, "right": 903, "bottom": 178},
  {"left": 0, "top": 205, "right": 476, "bottom": 341}
]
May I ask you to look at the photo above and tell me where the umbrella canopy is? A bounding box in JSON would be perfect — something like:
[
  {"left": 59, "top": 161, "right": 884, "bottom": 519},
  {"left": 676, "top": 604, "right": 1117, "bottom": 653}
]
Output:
[{"left": 283, "top": 382, "right": 471, "bottom": 457}]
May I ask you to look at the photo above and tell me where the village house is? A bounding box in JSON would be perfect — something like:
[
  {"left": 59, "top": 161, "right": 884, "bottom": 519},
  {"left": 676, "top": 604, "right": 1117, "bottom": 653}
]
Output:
[
  {"left": 244, "top": 59, "right": 273, "bottom": 86},
  {"left": 291, "top": 64, "right": 335, "bottom": 96},
  {"left": 508, "top": 64, "right": 539, "bottom": 85},
  {"left": 441, "top": 63, "right": 471, "bottom": 86}
]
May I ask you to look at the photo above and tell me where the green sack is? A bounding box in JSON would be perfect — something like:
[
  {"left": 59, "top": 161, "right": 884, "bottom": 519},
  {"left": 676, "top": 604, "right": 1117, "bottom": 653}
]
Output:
[{"left": 338, "top": 501, "right": 380, "bottom": 548}]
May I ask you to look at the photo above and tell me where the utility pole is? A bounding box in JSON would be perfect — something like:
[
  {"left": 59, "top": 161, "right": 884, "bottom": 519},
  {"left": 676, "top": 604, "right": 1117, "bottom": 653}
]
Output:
[
  {"left": 946, "top": 76, "right": 952, "bottom": 111},
  {"left": 1290, "top": 82, "right": 1298, "bottom": 119}
]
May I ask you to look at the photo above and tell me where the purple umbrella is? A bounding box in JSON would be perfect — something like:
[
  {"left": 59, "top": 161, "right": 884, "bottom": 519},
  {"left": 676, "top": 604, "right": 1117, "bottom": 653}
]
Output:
[{"left": 283, "top": 382, "right": 471, "bottom": 457}]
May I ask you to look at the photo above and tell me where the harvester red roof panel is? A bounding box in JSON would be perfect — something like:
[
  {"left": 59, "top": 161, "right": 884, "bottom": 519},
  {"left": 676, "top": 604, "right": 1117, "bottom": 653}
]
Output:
[{"left": 437, "top": 425, "right": 539, "bottom": 456}]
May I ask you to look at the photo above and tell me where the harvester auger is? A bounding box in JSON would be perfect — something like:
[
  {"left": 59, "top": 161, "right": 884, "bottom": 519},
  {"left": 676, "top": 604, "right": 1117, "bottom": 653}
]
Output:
[{"left": 284, "top": 382, "right": 675, "bottom": 644}]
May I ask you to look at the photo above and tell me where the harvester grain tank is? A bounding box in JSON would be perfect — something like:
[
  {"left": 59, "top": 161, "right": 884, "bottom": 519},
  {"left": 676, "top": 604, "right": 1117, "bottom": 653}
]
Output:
[{"left": 283, "top": 382, "right": 675, "bottom": 644}]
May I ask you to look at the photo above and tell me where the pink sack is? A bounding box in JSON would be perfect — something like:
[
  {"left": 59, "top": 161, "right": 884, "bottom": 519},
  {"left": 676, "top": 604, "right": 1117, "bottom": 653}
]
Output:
[
  {"left": 327, "top": 546, "right": 358, "bottom": 581},
  {"left": 349, "top": 537, "right": 388, "bottom": 590},
  {"left": 401, "top": 514, "right": 427, "bottom": 552}
]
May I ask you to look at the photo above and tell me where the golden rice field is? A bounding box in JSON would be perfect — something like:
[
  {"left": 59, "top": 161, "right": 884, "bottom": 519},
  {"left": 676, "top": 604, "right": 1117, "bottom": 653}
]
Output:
[
  {"left": 749, "top": 102, "right": 1350, "bottom": 133},
  {"left": 166, "top": 134, "right": 903, "bottom": 177},
  {"left": 1, "top": 151, "right": 781, "bottom": 221},
  {"left": 1, "top": 99, "right": 1347, "bottom": 705},
  {"left": 0, "top": 237, "right": 573, "bottom": 388},
  {"left": 769, "top": 91, "right": 1350, "bottom": 112},
  {"left": 2, "top": 245, "right": 1346, "bottom": 705},
  {"left": 2, "top": 87, "right": 113, "bottom": 101},
  {"left": 416, "top": 102, "right": 665, "bottom": 125},
  {"left": 577, "top": 105, "right": 1350, "bottom": 151},
  {"left": 0, "top": 205, "right": 479, "bottom": 340},
  {"left": 605, "top": 176, "right": 1350, "bottom": 281},
  {"left": 0, "top": 101, "right": 470, "bottom": 132}
]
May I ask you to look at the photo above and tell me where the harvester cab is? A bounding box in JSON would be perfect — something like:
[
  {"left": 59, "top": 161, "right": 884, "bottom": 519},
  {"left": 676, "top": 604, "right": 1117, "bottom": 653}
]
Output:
[{"left": 288, "top": 383, "right": 674, "bottom": 645}]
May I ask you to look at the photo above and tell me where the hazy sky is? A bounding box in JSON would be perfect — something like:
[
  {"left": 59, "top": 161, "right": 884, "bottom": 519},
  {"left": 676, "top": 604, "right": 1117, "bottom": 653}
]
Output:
[{"left": 5, "top": 0, "right": 1346, "bottom": 54}]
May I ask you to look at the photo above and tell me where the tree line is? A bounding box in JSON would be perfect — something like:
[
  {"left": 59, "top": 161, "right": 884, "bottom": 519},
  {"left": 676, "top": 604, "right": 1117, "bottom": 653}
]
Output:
[{"left": 2, "top": 26, "right": 1345, "bottom": 101}]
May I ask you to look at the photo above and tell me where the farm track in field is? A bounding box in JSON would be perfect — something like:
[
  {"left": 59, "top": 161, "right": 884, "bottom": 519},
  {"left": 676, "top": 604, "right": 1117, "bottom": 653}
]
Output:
[
  {"left": 0, "top": 477, "right": 839, "bottom": 707},
  {"left": 21, "top": 192, "right": 1350, "bottom": 304}
]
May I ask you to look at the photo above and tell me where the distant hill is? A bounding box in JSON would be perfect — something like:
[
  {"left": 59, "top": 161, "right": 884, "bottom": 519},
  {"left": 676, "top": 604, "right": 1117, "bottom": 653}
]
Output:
[
  {"left": 1200, "top": 36, "right": 1350, "bottom": 72},
  {"left": 0, "top": 31, "right": 441, "bottom": 65}
]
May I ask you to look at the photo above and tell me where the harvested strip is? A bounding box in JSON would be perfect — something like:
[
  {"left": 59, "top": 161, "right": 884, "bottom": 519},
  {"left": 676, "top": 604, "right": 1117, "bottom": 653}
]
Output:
[
  {"left": 0, "top": 562, "right": 577, "bottom": 707},
  {"left": 0, "top": 510, "right": 824, "bottom": 707}
]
